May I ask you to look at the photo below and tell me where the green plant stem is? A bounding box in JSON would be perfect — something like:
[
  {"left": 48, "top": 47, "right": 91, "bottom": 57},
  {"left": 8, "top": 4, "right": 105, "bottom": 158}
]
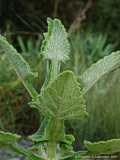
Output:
[
  {"left": 41, "top": 60, "right": 60, "bottom": 93},
  {"left": 42, "top": 59, "right": 61, "bottom": 159},
  {"left": 50, "top": 60, "right": 60, "bottom": 81},
  {"left": 46, "top": 118, "right": 65, "bottom": 159},
  {"left": 48, "top": 141, "right": 57, "bottom": 160}
]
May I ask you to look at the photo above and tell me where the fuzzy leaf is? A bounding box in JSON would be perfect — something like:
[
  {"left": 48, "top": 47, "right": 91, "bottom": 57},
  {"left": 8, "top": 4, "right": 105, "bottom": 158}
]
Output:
[
  {"left": 11, "top": 144, "right": 45, "bottom": 160},
  {"left": 0, "top": 131, "right": 20, "bottom": 145},
  {"left": 0, "top": 35, "right": 38, "bottom": 97},
  {"left": 80, "top": 51, "right": 120, "bottom": 93},
  {"left": 31, "top": 71, "right": 87, "bottom": 120},
  {"left": 41, "top": 18, "right": 70, "bottom": 62},
  {"left": 84, "top": 139, "right": 120, "bottom": 155},
  {"left": 0, "top": 131, "right": 44, "bottom": 160}
]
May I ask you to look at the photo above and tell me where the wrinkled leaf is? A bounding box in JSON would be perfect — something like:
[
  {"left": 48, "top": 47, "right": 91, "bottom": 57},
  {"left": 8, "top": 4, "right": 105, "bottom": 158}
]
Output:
[
  {"left": 31, "top": 71, "right": 87, "bottom": 120},
  {"left": 41, "top": 18, "right": 70, "bottom": 62},
  {"left": 84, "top": 139, "right": 120, "bottom": 155},
  {"left": 80, "top": 51, "right": 120, "bottom": 93}
]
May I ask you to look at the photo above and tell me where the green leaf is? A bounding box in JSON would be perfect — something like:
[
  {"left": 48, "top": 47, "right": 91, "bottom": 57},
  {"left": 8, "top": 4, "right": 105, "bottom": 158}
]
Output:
[
  {"left": 80, "top": 51, "right": 120, "bottom": 93},
  {"left": 31, "top": 71, "right": 87, "bottom": 120},
  {"left": 41, "top": 18, "right": 70, "bottom": 62},
  {"left": 11, "top": 144, "right": 45, "bottom": 160},
  {"left": 0, "top": 35, "right": 38, "bottom": 98},
  {"left": 28, "top": 118, "right": 50, "bottom": 143},
  {"left": 60, "top": 151, "right": 88, "bottom": 160},
  {"left": 62, "top": 135, "right": 75, "bottom": 146},
  {"left": 0, "top": 131, "right": 45, "bottom": 160},
  {"left": 0, "top": 131, "right": 20, "bottom": 145},
  {"left": 84, "top": 139, "right": 120, "bottom": 155}
]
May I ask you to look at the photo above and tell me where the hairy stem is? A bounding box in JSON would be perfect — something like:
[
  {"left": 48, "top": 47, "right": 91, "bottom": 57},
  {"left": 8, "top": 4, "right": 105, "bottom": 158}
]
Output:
[
  {"left": 41, "top": 58, "right": 61, "bottom": 159},
  {"left": 48, "top": 141, "right": 57, "bottom": 160},
  {"left": 50, "top": 60, "right": 60, "bottom": 81},
  {"left": 46, "top": 118, "right": 65, "bottom": 160}
]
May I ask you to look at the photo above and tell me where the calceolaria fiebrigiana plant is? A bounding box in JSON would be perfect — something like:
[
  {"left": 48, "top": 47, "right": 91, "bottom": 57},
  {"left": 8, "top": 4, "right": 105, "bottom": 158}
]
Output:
[{"left": 0, "top": 18, "right": 120, "bottom": 160}]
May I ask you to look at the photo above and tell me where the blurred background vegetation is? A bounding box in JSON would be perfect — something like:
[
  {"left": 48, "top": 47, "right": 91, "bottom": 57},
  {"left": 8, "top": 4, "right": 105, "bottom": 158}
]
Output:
[{"left": 0, "top": 0, "right": 120, "bottom": 150}]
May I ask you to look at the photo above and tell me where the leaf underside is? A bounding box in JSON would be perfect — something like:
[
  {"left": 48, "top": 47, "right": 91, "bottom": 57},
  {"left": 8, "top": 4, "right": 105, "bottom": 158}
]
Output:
[
  {"left": 41, "top": 18, "right": 70, "bottom": 62},
  {"left": 0, "top": 35, "right": 38, "bottom": 97},
  {"left": 32, "top": 71, "right": 87, "bottom": 120},
  {"left": 80, "top": 51, "right": 120, "bottom": 93},
  {"left": 84, "top": 139, "right": 120, "bottom": 155}
]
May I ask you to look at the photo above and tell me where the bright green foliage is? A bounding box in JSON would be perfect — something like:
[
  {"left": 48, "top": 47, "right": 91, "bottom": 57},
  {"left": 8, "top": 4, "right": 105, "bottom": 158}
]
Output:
[
  {"left": 32, "top": 71, "right": 87, "bottom": 120},
  {"left": 80, "top": 51, "right": 120, "bottom": 93},
  {"left": 30, "top": 71, "right": 87, "bottom": 149},
  {"left": 41, "top": 18, "right": 70, "bottom": 62},
  {"left": 40, "top": 18, "right": 70, "bottom": 89},
  {"left": 84, "top": 139, "right": 120, "bottom": 155},
  {"left": 0, "top": 18, "right": 120, "bottom": 159}
]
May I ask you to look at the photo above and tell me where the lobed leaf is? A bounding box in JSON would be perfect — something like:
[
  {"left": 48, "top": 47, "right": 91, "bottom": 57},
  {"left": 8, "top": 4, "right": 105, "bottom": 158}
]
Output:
[
  {"left": 80, "top": 51, "right": 120, "bottom": 93},
  {"left": 0, "top": 35, "right": 38, "bottom": 97},
  {"left": 41, "top": 18, "right": 70, "bottom": 62},
  {"left": 31, "top": 71, "right": 87, "bottom": 120},
  {"left": 84, "top": 139, "right": 120, "bottom": 155}
]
